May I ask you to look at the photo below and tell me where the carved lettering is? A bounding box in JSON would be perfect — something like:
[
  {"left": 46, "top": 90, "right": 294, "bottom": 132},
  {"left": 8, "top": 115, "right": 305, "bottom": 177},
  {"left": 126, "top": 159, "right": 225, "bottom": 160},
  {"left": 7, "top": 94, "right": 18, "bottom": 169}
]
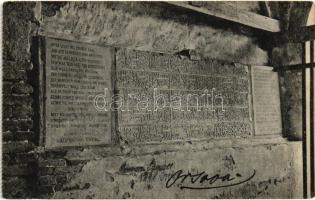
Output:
[{"left": 45, "top": 38, "right": 113, "bottom": 147}]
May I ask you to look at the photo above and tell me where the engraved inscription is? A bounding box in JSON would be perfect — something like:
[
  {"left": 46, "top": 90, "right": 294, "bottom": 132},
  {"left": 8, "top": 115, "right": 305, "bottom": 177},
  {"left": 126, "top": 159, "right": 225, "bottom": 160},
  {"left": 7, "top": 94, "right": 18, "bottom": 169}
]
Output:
[
  {"left": 252, "top": 66, "right": 282, "bottom": 136},
  {"left": 45, "top": 38, "right": 112, "bottom": 147},
  {"left": 116, "top": 49, "right": 252, "bottom": 143}
]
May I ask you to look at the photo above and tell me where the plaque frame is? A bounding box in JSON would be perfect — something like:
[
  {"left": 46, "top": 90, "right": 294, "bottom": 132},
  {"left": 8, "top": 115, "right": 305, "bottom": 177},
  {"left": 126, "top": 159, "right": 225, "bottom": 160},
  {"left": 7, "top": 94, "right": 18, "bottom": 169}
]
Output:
[{"left": 33, "top": 36, "right": 285, "bottom": 148}]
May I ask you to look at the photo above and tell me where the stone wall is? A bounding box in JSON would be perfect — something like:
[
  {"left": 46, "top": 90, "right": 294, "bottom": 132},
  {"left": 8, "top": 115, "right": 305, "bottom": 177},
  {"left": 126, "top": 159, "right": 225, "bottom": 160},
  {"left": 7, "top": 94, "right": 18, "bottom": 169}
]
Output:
[
  {"left": 40, "top": 2, "right": 268, "bottom": 65},
  {"left": 37, "top": 139, "right": 302, "bottom": 199},
  {"left": 2, "top": 1, "right": 305, "bottom": 198},
  {"left": 2, "top": 2, "right": 39, "bottom": 198}
]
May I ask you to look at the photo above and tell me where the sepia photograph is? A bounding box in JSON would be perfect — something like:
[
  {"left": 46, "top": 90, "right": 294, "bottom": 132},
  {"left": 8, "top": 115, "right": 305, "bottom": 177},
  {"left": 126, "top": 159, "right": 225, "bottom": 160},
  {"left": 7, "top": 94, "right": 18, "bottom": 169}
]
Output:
[{"left": 1, "top": 1, "right": 315, "bottom": 199}]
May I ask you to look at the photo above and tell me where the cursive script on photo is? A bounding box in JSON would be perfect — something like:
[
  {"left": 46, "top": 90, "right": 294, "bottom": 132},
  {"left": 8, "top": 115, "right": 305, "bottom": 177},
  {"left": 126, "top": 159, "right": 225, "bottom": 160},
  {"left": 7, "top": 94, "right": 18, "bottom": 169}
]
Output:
[{"left": 165, "top": 169, "right": 256, "bottom": 190}]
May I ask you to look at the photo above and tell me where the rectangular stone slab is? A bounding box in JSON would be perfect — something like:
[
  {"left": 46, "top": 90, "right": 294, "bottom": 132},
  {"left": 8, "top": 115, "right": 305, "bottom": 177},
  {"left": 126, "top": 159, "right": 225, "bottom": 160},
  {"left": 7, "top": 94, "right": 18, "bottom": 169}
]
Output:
[
  {"left": 252, "top": 66, "right": 282, "bottom": 136},
  {"left": 43, "top": 37, "right": 113, "bottom": 147},
  {"left": 116, "top": 49, "right": 253, "bottom": 143}
]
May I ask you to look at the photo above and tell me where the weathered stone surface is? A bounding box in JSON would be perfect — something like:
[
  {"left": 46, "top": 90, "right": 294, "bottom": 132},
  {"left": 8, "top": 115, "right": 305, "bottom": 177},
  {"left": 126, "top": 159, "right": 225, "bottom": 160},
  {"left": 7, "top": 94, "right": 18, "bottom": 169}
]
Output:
[
  {"left": 12, "top": 82, "right": 34, "bottom": 94},
  {"left": 3, "top": 81, "right": 14, "bottom": 94},
  {"left": 3, "top": 131, "right": 34, "bottom": 142},
  {"left": 12, "top": 105, "right": 34, "bottom": 118},
  {"left": 41, "top": 2, "right": 268, "bottom": 65},
  {"left": 189, "top": 1, "right": 262, "bottom": 13},
  {"left": 271, "top": 43, "right": 302, "bottom": 67},
  {"left": 39, "top": 167, "right": 55, "bottom": 176},
  {"left": 2, "top": 10, "right": 37, "bottom": 192},
  {"left": 3, "top": 67, "right": 27, "bottom": 81},
  {"left": 3, "top": 2, "right": 36, "bottom": 62},
  {"left": 38, "top": 159, "right": 67, "bottom": 168},
  {"left": 39, "top": 175, "right": 57, "bottom": 186},
  {"left": 279, "top": 70, "right": 302, "bottom": 140},
  {"left": 2, "top": 177, "right": 29, "bottom": 198},
  {"left": 3, "top": 164, "right": 34, "bottom": 176},
  {"left": 3, "top": 95, "right": 33, "bottom": 107},
  {"left": 18, "top": 119, "right": 33, "bottom": 130},
  {"left": 2, "top": 119, "right": 33, "bottom": 132},
  {"left": 116, "top": 49, "right": 253, "bottom": 144},
  {"left": 2, "top": 106, "right": 13, "bottom": 119},
  {"left": 2, "top": 120, "right": 19, "bottom": 132},
  {"left": 46, "top": 142, "right": 302, "bottom": 199},
  {"left": 13, "top": 152, "right": 38, "bottom": 163},
  {"left": 3, "top": 141, "right": 35, "bottom": 154}
]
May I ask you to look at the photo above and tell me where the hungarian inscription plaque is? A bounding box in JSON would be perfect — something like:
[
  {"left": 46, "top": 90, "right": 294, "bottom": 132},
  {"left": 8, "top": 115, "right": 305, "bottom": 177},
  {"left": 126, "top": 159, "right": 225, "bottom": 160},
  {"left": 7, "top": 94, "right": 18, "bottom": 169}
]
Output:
[
  {"left": 44, "top": 38, "right": 113, "bottom": 147},
  {"left": 116, "top": 49, "right": 253, "bottom": 143},
  {"left": 252, "top": 66, "right": 282, "bottom": 135}
]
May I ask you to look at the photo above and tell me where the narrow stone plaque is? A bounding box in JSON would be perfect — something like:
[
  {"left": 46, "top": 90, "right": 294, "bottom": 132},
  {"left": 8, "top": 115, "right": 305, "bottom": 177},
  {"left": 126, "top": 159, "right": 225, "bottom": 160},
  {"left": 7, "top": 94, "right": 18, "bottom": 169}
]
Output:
[
  {"left": 44, "top": 38, "right": 113, "bottom": 147},
  {"left": 252, "top": 66, "right": 282, "bottom": 136}
]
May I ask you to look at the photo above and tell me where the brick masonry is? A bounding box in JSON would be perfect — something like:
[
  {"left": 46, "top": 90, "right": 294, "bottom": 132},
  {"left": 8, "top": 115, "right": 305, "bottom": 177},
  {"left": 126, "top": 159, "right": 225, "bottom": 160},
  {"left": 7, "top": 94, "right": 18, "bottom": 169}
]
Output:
[{"left": 2, "top": 2, "right": 38, "bottom": 198}]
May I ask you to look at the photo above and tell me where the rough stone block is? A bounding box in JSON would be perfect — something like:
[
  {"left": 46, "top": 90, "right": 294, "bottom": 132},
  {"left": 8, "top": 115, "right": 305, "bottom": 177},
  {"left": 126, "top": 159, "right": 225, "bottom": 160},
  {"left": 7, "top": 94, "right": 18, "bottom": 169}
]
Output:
[
  {"left": 12, "top": 105, "right": 33, "bottom": 118},
  {"left": 14, "top": 152, "right": 38, "bottom": 163},
  {"left": 3, "top": 131, "right": 16, "bottom": 141},
  {"left": 3, "top": 81, "right": 13, "bottom": 94},
  {"left": 38, "top": 175, "right": 57, "bottom": 186},
  {"left": 12, "top": 83, "right": 33, "bottom": 94},
  {"left": 39, "top": 167, "right": 55, "bottom": 176},
  {"left": 3, "top": 130, "right": 34, "bottom": 142},
  {"left": 2, "top": 177, "right": 28, "bottom": 198},
  {"left": 37, "top": 185, "right": 55, "bottom": 195},
  {"left": 18, "top": 119, "right": 33, "bottom": 131},
  {"left": 3, "top": 61, "right": 26, "bottom": 80},
  {"left": 2, "top": 119, "right": 32, "bottom": 132},
  {"left": 2, "top": 120, "right": 19, "bottom": 132},
  {"left": 3, "top": 94, "right": 33, "bottom": 106},
  {"left": 3, "top": 141, "right": 34, "bottom": 153},
  {"left": 2, "top": 105, "right": 13, "bottom": 118},
  {"left": 3, "top": 164, "right": 33, "bottom": 176},
  {"left": 53, "top": 166, "right": 68, "bottom": 175},
  {"left": 53, "top": 165, "right": 82, "bottom": 175},
  {"left": 39, "top": 159, "right": 67, "bottom": 168},
  {"left": 55, "top": 175, "right": 68, "bottom": 184}
]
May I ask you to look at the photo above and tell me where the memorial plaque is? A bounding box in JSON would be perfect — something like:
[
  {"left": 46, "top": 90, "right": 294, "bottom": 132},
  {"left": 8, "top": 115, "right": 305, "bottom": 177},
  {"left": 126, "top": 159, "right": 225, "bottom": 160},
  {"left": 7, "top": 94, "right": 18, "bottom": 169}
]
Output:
[
  {"left": 116, "top": 49, "right": 253, "bottom": 144},
  {"left": 252, "top": 66, "right": 282, "bottom": 136},
  {"left": 44, "top": 38, "right": 113, "bottom": 147}
]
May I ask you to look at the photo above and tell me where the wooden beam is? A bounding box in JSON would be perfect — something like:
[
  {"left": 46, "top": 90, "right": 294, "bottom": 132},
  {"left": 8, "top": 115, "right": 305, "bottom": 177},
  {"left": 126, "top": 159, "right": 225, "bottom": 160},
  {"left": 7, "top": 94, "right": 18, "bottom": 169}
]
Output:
[{"left": 165, "top": 2, "right": 281, "bottom": 32}]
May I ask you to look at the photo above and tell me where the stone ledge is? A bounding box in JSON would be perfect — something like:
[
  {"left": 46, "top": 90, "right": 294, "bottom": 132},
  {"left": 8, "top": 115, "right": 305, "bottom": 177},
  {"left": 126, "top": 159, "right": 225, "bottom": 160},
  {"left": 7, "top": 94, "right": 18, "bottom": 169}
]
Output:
[{"left": 38, "top": 136, "right": 297, "bottom": 161}]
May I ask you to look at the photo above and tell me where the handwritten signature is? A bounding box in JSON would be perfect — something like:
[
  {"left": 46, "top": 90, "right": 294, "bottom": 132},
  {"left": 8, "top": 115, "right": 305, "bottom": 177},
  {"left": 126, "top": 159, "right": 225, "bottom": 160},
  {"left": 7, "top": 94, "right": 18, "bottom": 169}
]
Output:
[{"left": 166, "top": 169, "right": 256, "bottom": 190}]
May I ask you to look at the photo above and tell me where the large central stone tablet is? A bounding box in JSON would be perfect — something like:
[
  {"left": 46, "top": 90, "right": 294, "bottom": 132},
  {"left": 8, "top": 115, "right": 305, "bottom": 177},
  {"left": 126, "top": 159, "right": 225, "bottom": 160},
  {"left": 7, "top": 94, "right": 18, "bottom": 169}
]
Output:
[{"left": 116, "top": 49, "right": 253, "bottom": 143}]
